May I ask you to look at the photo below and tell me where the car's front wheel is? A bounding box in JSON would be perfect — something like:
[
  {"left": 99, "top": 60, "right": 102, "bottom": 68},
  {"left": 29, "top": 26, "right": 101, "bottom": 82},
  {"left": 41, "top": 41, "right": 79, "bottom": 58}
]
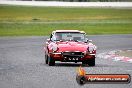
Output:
[
  {"left": 45, "top": 54, "right": 48, "bottom": 64},
  {"left": 87, "top": 58, "right": 95, "bottom": 66},
  {"left": 48, "top": 56, "right": 55, "bottom": 66}
]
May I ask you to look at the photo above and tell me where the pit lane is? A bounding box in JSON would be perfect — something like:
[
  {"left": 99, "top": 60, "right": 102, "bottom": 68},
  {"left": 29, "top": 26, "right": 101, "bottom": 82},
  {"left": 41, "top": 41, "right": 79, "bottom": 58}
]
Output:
[{"left": 0, "top": 35, "right": 132, "bottom": 88}]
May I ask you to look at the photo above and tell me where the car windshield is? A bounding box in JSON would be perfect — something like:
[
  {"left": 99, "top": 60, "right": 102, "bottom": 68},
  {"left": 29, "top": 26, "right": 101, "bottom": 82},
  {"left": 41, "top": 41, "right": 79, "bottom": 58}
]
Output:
[{"left": 53, "top": 32, "right": 86, "bottom": 42}]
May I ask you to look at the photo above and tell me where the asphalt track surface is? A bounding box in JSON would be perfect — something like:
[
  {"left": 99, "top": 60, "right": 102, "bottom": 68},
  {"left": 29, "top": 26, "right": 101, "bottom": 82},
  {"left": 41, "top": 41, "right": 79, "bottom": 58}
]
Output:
[{"left": 0, "top": 35, "right": 132, "bottom": 88}]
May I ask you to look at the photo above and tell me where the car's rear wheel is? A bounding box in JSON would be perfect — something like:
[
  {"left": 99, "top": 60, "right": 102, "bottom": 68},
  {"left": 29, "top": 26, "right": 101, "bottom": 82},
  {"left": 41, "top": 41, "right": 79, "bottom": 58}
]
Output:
[
  {"left": 48, "top": 56, "right": 55, "bottom": 66},
  {"left": 82, "top": 58, "right": 95, "bottom": 66}
]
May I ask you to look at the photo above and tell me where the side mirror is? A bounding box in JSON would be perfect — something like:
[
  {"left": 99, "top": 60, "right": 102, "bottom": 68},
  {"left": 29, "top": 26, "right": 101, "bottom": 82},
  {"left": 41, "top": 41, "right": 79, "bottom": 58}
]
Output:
[
  {"left": 85, "top": 39, "right": 92, "bottom": 43},
  {"left": 47, "top": 38, "right": 50, "bottom": 42},
  {"left": 46, "top": 39, "right": 50, "bottom": 45},
  {"left": 88, "top": 40, "right": 92, "bottom": 42}
]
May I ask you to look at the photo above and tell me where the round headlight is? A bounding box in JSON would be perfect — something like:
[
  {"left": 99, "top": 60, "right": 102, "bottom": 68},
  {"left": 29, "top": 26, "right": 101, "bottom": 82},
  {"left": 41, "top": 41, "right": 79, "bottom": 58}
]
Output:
[
  {"left": 88, "top": 46, "right": 94, "bottom": 53},
  {"left": 52, "top": 44, "right": 58, "bottom": 52},
  {"left": 88, "top": 45, "right": 96, "bottom": 53}
]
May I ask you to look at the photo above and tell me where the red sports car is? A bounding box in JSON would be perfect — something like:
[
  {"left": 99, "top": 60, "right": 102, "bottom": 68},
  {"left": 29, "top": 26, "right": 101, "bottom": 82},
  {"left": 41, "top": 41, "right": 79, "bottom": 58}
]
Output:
[{"left": 44, "top": 30, "right": 97, "bottom": 66}]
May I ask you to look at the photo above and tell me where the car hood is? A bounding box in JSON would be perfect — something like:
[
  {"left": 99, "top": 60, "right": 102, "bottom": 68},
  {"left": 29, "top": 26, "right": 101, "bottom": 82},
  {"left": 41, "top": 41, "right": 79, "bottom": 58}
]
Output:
[{"left": 56, "top": 41, "right": 90, "bottom": 52}]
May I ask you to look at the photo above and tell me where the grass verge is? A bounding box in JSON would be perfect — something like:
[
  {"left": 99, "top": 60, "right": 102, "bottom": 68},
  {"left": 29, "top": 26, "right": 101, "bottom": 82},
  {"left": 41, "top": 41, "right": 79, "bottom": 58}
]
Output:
[{"left": 0, "top": 5, "right": 132, "bottom": 36}]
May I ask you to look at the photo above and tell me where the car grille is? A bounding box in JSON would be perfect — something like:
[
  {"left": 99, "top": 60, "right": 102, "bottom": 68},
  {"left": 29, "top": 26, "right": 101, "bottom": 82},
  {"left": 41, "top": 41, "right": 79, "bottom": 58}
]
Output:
[{"left": 62, "top": 52, "right": 84, "bottom": 59}]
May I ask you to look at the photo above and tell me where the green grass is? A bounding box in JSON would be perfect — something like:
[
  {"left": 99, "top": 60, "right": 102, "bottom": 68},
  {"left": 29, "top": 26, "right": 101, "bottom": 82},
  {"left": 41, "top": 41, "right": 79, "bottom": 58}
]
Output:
[{"left": 0, "top": 5, "right": 132, "bottom": 36}]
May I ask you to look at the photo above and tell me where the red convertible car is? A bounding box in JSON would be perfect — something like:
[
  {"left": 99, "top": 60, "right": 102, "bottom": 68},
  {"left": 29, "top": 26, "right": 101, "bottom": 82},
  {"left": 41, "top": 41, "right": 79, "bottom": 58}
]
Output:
[{"left": 44, "top": 30, "right": 97, "bottom": 66}]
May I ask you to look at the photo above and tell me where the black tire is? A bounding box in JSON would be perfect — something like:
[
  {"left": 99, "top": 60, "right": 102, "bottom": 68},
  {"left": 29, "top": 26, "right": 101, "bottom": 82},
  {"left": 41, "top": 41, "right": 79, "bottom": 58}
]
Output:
[
  {"left": 45, "top": 54, "right": 48, "bottom": 64},
  {"left": 82, "top": 58, "right": 95, "bottom": 66},
  {"left": 48, "top": 56, "right": 55, "bottom": 66},
  {"left": 88, "top": 58, "right": 95, "bottom": 66},
  {"left": 82, "top": 61, "right": 87, "bottom": 65}
]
